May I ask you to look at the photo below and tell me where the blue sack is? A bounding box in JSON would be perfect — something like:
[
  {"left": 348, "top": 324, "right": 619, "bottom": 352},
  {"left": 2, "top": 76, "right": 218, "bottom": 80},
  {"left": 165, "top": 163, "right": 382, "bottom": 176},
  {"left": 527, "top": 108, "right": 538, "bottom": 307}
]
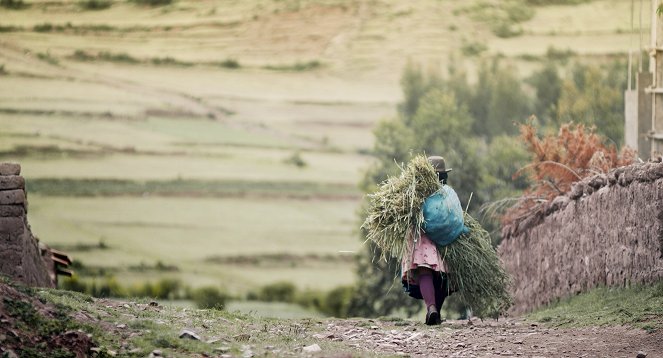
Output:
[{"left": 422, "top": 186, "right": 469, "bottom": 247}]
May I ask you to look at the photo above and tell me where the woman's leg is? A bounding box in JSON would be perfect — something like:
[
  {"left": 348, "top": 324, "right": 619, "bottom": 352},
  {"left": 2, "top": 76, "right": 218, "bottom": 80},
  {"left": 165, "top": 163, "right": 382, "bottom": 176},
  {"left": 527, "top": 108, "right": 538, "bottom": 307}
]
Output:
[
  {"left": 416, "top": 267, "right": 436, "bottom": 308},
  {"left": 416, "top": 267, "right": 440, "bottom": 325}
]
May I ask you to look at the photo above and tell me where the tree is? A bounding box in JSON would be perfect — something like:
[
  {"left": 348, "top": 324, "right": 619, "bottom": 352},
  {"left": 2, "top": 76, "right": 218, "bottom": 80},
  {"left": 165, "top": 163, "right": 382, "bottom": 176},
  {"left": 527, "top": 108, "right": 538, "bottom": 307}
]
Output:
[
  {"left": 557, "top": 61, "right": 626, "bottom": 145},
  {"left": 528, "top": 62, "right": 562, "bottom": 125}
]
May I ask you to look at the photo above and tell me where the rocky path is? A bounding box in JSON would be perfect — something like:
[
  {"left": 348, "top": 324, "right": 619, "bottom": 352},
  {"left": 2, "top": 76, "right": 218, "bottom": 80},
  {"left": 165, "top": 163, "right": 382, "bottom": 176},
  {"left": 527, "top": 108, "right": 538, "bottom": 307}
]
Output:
[{"left": 316, "top": 317, "right": 663, "bottom": 358}]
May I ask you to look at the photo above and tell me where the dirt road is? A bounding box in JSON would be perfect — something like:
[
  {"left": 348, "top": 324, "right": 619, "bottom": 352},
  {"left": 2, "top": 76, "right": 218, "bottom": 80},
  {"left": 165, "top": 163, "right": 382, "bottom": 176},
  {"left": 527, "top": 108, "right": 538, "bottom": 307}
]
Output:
[{"left": 315, "top": 317, "right": 663, "bottom": 358}]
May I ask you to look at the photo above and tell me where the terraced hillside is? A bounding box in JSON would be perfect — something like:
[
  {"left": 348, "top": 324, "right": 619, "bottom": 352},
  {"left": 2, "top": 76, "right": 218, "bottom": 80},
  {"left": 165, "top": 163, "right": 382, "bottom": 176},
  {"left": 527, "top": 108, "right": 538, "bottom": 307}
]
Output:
[{"left": 0, "top": 0, "right": 650, "bottom": 302}]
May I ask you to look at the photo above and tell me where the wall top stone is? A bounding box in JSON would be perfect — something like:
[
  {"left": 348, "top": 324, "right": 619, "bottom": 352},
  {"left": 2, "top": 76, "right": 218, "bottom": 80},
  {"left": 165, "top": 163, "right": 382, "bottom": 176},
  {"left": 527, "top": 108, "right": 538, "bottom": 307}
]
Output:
[
  {"left": 0, "top": 163, "right": 21, "bottom": 176},
  {"left": 502, "top": 160, "right": 663, "bottom": 239}
]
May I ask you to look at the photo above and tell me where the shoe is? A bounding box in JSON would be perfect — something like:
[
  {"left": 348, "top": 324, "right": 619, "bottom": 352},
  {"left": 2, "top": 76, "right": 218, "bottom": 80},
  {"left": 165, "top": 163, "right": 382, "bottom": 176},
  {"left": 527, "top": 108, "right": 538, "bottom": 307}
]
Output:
[{"left": 425, "top": 305, "right": 441, "bottom": 326}]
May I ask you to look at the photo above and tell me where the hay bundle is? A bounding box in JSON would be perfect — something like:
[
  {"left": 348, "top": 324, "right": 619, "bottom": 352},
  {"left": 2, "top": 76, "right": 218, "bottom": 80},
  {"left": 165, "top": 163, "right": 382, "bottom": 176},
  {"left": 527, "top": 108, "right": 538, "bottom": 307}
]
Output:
[
  {"left": 362, "top": 155, "right": 440, "bottom": 262},
  {"left": 444, "top": 214, "right": 513, "bottom": 317},
  {"left": 363, "top": 155, "right": 512, "bottom": 317}
]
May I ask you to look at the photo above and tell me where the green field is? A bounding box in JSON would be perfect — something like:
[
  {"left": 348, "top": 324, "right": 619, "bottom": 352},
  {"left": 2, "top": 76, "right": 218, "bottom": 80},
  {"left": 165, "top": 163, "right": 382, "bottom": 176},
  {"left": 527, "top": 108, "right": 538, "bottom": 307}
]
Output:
[{"left": 0, "top": 0, "right": 648, "bottom": 311}]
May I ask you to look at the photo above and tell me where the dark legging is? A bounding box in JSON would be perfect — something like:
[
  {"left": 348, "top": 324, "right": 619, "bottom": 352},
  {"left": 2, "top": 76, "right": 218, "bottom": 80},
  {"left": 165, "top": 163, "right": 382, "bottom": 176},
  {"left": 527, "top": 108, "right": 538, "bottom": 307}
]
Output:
[{"left": 416, "top": 267, "right": 447, "bottom": 311}]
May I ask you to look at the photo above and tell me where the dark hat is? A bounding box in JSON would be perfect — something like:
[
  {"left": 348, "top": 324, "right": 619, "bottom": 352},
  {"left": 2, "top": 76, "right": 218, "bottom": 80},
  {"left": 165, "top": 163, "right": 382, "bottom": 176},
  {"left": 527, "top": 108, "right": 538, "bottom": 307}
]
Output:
[{"left": 427, "top": 156, "right": 452, "bottom": 173}]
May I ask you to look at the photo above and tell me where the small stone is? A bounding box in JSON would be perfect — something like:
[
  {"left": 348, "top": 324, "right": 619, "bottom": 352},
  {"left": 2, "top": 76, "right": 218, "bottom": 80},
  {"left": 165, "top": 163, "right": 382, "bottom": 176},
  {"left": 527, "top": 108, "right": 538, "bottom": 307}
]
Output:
[
  {"left": 636, "top": 352, "right": 647, "bottom": 358},
  {"left": 264, "top": 345, "right": 275, "bottom": 350},
  {"left": 206, "top": 338, "right": 220, "bottom": 344},
  {"left": 107, "top": 350, "right": 117, "bottom": 357},
  {"left": 221, "top": 355, "right": 232, "bottom": 358},
  {"left": 370, "top": 325, "right": 379, "bottom": 330},
  {"left": 514, "top": 339, "right": 524, "bottom": 344},
  {"left": 242, "top": 350, "right": 254, "bottom": 358},
  {"left": 149, "top": 301, "right": 159, "bottom": 307},
  {"left": 303, "top": 344, "right": 322, "bottom": 353},
  {"left": 0, "top": 334, "right": 6, "bottom": 342},
  {"left": 128, "top": 348, "right": 142, "bottom": 354},
  {"left": 233, "top": 333, "right": 250, "bottom": 342},
  {"left": 214, "top": 346, "right": 230, "bottom": 353},
  {"left": 179, "top": 329, "right": 201, "bottom": 340},
  {"left": 151, "top": 349, "right": 162, "bottom": 357},
  {"left": 116, "top": 324, "right": 126, "bottom": 329}
]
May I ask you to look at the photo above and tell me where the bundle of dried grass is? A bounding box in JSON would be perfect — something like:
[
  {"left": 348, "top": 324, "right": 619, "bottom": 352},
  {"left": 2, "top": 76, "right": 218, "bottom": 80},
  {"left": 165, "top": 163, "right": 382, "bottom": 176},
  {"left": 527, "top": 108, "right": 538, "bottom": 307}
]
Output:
[
  {"left": 363, "top": 154, "right": 512, "bottom": 317},
  {"left": 362, "top": 155, "right": 440, "bottom": 261},
  {"left": 443, "top": 214, "right": 513, "bottom": 317}
]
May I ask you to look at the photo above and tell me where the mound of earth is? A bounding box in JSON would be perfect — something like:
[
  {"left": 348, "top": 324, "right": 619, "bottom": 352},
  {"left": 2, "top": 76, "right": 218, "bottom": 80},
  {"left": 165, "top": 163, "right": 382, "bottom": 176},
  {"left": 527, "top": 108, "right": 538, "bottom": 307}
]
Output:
[{"left": 0, "top": 280, "right": 95, "bottom": 358}]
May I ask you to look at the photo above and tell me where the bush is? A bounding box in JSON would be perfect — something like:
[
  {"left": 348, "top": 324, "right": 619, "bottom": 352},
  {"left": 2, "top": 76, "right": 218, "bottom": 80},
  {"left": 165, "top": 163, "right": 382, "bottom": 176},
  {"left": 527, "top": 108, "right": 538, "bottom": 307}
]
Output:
[
  {"left": 78, "top": 0, "right": 112, "bottom": 10},
  {"left": 461, "top": 41, "right": 487, "bottom": 57},
  {"left": 191, "top": 286, "right": 229, "bottom": 310},
  {"left": 36, "top": 52, "right": 59, "bottom": 65},
  {"left": 491, "top": 21, "right": 523, "bottom": 38},
  {"left": 257, "top": 281, "right": 296, "bottom": 302},
  {"left": 130, "top": 0, "right": 173, "bottom": 6},
  {"left": 218, "top": 58, "right": 240, "bottom": 69},
  {"left": 98, "top": 51, "right": 140, "bottom": 63},
  {"left": 264, "top": 60, "right": 322, "bottom": 71},
  {"left": 70, "top": 50, "right": 95, "bottom": 61},
  {"left": 284, "top": 151, "right": 307, "bottom": 167},
  {"left": 0, "top": 64, "right": 6, "bottom": 75},
  {"left": 322, "top": 285, "right": 354, "bottom": 317},
  {"left": 0, "top": 0, "right": 26, "bottom": 9}
]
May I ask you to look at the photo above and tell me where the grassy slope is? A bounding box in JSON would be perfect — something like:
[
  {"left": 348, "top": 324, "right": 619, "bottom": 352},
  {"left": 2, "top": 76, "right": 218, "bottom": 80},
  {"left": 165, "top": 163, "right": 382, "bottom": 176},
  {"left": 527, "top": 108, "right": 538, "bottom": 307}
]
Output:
[
  {"left": 527, "top": 282, "right": 663, "bottom": 333},
  {"left": 2, "top": 278, "right": 660, "bottom": 357}
]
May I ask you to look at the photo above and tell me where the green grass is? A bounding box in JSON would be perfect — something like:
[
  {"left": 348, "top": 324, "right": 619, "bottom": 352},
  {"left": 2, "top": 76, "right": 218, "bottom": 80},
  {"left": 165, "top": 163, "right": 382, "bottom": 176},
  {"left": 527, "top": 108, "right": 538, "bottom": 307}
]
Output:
[
  {"left": 227, "top": 301, "right": 324, "bottom": 319},
  {"left": 32, "top": 287, "right": 360, "bottom": 357},
  {"left": 264, "top": 60, "right": 323, "bottom": 72},
  {"left": 26, "top": 178, "right": 358, "bottom": 198},
  {"left": 528, "top": 282, "right": 663, "bottom": 332},
  {"left": 27, "top": 195, "right": 360, "bottom": 294}
]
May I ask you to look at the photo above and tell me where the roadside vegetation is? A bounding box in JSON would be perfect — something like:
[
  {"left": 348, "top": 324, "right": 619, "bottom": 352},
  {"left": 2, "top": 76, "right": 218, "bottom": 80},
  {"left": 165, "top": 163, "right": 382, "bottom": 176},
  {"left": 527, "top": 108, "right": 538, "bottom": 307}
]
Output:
[{"left": 528, "top": 282, "right": 663, "bottom": 333}]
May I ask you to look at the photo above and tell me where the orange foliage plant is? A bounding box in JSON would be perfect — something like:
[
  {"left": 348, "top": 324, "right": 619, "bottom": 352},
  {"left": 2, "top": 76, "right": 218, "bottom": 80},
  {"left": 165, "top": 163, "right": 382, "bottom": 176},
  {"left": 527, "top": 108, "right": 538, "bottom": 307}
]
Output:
[{"left": 502, "top": 121, "right": 636, "bottom": 226}]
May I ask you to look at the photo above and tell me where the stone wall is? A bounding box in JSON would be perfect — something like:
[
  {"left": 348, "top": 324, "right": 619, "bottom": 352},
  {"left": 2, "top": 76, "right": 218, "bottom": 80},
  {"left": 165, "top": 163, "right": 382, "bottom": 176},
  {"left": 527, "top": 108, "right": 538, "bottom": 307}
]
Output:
[
  {"left": 498, "top": 161, "right": 663, "bottom": 314},
  {"left": 0, "top": 163, "right": 54, "bottom": 287}
]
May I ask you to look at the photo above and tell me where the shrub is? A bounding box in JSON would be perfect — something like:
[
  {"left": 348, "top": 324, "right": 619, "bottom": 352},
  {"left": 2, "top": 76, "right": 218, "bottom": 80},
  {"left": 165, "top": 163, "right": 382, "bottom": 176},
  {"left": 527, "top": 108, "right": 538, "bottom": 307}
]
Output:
[
  {"left": 491, "top": 21, "right": 523, "bottom": 38},
  {"left": 0, "top": 0, "right": 26, "bottom": 9},
  {"left": 98, "top": 51, "right": 139, "bottom": 63},
  {"left": 461, "top": 41, "right": 487, "bottom": 57},
  {"left": 284, "top": 151, "right": 307, "bottom": 168},
  {"left": 191, "top": 286, "right": 228, "bottom": 309},
  {"left": 78, "top": 0, "right": 112, "bottom": 10},
  {"left": 70, "top": 50, "right": 95, "bottom": 61},
  {"left": 130, "top": 0, "right": 173, "bottom": 6},
  {"left": 0, "top": 64, "right": 6, "bottom": 75},
  {"left": 34, "top": 23, "right": 55, "bottom": 32},
  {"left": 321, "top": 285, "right": 354, "bottom": 317},
  {"left": 257, "top": 281, "right": 296, "bottom": 302},
  {"left": 264, "top": 60, "right": 322, "bottom": 71},
  {"left": 502, "top": 122, "right": 636, "bottom": 225},
  {"left": 217, "top": 58, "right": 240, "bottom": 69},
  {"left": 36, "top": 52, "right": 59, "bottom": 65},
  {"left": 504, "top": 2, "right": 534, "bottom": 23}
]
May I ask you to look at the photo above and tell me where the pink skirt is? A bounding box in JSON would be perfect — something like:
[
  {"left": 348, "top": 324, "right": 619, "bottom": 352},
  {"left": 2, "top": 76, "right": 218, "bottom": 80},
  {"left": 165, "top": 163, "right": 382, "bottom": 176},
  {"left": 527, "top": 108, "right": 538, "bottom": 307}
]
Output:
[{"left": 401, "top": 231, "right": 447, "bottom": 285}]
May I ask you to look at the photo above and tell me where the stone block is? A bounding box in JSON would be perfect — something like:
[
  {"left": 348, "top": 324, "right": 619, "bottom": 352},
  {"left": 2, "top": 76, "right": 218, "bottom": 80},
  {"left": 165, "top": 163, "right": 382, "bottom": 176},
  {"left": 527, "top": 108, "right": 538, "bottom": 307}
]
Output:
[
  {"left": 0, "top": 205, "right": 25, "bottom": 217},
  {"left": 0, "top": 163, "right": 21, "bottom": 176},
  {"left": 0, "top": 190, "right": 25, "bottom": 205},
  {"left": 0, "top": 217, "right": 24, "bottom": 234},
  {"left": 0, "top": 176, "right": 25, "bottom": 190}
]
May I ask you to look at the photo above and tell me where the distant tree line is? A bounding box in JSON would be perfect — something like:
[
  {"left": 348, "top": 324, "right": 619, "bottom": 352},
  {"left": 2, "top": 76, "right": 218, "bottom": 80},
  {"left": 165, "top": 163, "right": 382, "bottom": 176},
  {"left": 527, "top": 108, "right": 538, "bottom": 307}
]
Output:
[{"left": 348, "top": 51, "right": 632, "bottom": 317}]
